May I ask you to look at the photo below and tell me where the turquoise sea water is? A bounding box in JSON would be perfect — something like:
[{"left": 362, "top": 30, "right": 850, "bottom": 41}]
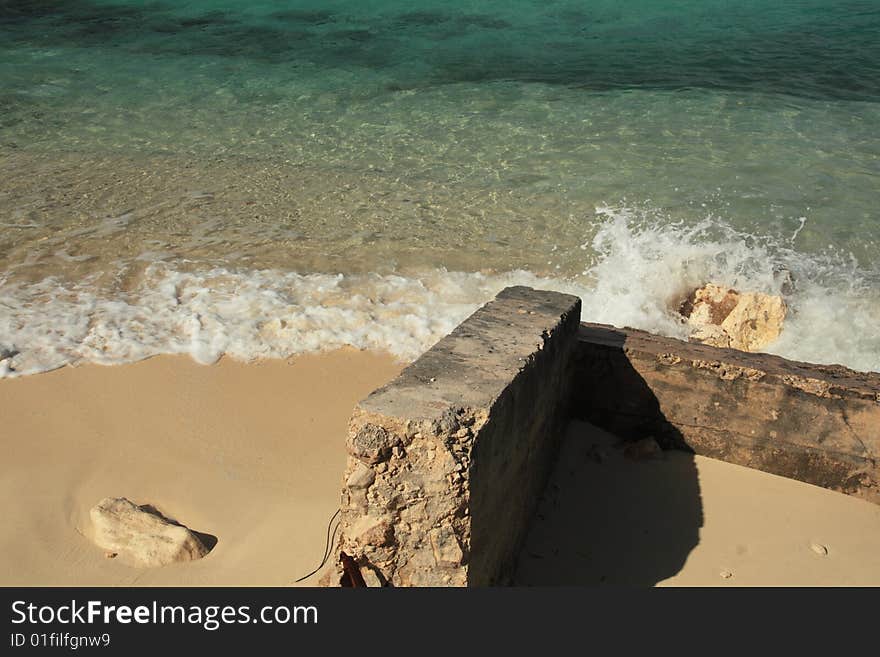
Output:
[{"left": 1, "top": 1, "right": 879, "bottom": 373}]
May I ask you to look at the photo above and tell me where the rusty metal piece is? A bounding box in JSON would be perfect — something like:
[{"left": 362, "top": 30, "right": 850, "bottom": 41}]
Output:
[{"left": 340, "top": 551, "right": 367, "bottom": 587}]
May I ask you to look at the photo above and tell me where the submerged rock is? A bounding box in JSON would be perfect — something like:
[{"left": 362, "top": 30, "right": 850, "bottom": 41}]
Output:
[
  {"left": 89, "top": 497, "right": 209, "bottom": 568},
  {"left": 678, "top": 283, "right": 786, "bottom": 352}
]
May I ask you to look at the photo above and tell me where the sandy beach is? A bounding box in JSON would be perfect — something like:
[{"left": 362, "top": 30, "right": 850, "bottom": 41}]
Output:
[
  {"left": 0, "top": 350, "right": 402, "bottom": 586},
  {"left": 2, "top": 354, "right": 879, "bottom": 586},
  {"left": 517, "top": 421, "right": 880, "bottom": 586}
]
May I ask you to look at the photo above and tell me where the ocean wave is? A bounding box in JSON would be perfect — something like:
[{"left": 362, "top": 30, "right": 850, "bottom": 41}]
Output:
[{"left": 1, "top": 208, "right": 878, "bottom": 377}]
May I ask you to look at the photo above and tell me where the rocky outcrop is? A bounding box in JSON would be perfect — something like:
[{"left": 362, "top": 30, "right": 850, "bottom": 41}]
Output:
[
  {"left": 678, "top": 283, "right": 786, "bottom": 352},
  {"left": 89, "top": 497, "right": 210, "bottom": 567}
]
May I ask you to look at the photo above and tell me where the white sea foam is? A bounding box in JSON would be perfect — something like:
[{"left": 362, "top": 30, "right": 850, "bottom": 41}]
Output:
[
  {"left": 581, "top": 206, "right": 880, "bottom": 372},
  {"left": 1, "top": 208, "right": 878, "bottom": 377},
  {"left": 0, "top": 266, "right": 577, "bottom": 377}
]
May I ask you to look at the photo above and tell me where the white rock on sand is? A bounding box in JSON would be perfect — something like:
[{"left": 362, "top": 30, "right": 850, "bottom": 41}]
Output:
[
  {"left": 678, "top": 283, "right": 786, "bottom": 352},
  {"left": 89, "top": 497, "right": 209, "bottom": 568}
]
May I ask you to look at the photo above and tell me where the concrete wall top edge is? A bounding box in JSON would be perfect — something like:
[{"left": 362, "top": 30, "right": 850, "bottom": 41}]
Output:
[
  {"left": 579, "top": 322, "right": 880, "bottom": 401},
  {"left": 357, "top": 287, "right": 582, "bottom": 422}
]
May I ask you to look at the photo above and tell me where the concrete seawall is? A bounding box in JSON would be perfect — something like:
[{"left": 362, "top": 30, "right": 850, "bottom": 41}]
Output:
[
  {"left": 574, "top": 323, "right": 880, "bottom": 503},
  {"left": 324, "top": 287, "right": 880, "bottom": 586},
  {"left": 328, "top": 286, "right": 581, "bottom": 586}
]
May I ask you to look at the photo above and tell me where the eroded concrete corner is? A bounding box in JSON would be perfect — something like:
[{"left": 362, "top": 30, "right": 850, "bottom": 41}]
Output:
[{"left": 327, "top": 286, "right": 581, "bottom": 587}]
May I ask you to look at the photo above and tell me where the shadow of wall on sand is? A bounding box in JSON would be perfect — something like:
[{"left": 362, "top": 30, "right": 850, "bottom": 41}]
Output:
[{"left": 514, "top": 327, "right": 703, "bottom": 586}]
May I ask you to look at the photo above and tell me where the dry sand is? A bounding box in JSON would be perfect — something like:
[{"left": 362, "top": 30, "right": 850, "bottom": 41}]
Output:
[
  {"left": 516, "top": 421, "right": 880, "bottom": 586},
  {"left": 2, "top": 357, "right": 880, "bottom": 586},
  {"left": 0, "top": 350, "right": 402, "bottom": 586}
]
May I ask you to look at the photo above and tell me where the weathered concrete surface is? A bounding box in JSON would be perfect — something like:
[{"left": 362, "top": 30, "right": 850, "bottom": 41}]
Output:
[
  {"left": 573, "top": 323, "right": 880, "bottom": 503},
  {"left": 327, "top": 286, "right": 582, "bottom": 587}
]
